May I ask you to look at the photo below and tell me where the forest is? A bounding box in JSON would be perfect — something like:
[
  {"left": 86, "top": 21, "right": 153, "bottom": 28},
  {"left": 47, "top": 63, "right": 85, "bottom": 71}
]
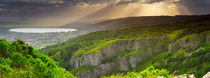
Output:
[
  {"left": 0, "top": 39, "right": 75, "bottom": 78},
  {"left": 0, "top": 39, "right": 177, "bottom": 78}
]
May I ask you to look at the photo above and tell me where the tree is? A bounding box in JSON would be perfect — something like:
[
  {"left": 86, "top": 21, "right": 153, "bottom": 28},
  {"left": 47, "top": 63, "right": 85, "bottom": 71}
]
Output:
[
  {"left": 0, "top": 39, "right": 10, "bottom": 57},
  {"left": 11, "top": 41, "right": 23, "bottom": 54},
  {"left": 11, "top": 53, "right": 23, "bottom": 69}
]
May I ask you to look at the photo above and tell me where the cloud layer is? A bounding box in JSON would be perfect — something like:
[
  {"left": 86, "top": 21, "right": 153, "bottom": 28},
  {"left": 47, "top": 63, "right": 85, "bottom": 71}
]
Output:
[
  {"left": 0, "top": 0, "right": 209, "bottom": 25},
  {"left": 0, "top": 0, "right": 209, "bottom": 15}
]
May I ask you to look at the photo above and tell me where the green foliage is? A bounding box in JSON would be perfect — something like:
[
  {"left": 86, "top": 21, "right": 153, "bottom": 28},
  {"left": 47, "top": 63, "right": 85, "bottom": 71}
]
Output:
[
  {"left": 133, "top": 42, "right": 210, "bottom": 77},
  {"left": 102, "top": 56, "right": 118, "bottom": 64},
  {"left": 41, "top": 18, "right": 210, "bottom": 77},
  {"left": 103, "top": 66, "right": 172, "bottom": 78},
  {"left": 139, "top": 66, "right": 170, "bottom": 77},
  {"left": 153, "top": 43, "right": 209, "bottom": 77},
  {"left": 0, "top": 39, "right": 76, "bottom": 78},
  {"left": 192, "top": 44, "right": 210, "bottom": 57},
  {"left": 11, "top": 40, "right": 24, "bottom": 54},
  {"left": 11, "top": 53, "right": 24, "bottom": 68},
  {"left": 74, "top": 39, "right": 118, "bottom": 55},
  {"left": 0, "top": 39, "right": 10, "bottom": 57},
  {"left": 179, "top": 33, "right": 198, "bottom": 40},
  {"left": 167, "top": 29, "right": 185, "bottom": 40},
  {"left": 102, "top": 50, "right": 137, "bottom": 64},
  {"left": 70, "top": 65, "right": 96, "bottom": 74}
]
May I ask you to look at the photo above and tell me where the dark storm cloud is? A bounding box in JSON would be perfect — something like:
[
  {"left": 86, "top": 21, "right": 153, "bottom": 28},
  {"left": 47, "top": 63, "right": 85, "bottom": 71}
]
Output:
[
  {"left": 177, "top": 0, "right": 210, "bottom": 15},
  {"left": 0, "top": 0, "right": 68, "bottom": 24},
  {"left": 0, "top": 0, "right": 67, "bottom": 16}
]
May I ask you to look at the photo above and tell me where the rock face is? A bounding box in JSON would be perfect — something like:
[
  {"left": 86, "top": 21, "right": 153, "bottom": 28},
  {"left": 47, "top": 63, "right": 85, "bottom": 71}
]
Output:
[
  {"left": 205, "top": 33, "right": 210, "bottom": 43},
  {"left": 100, "top": 38, "right": 165, "bottom": 57},
  {"left": 69, "top": 38, "right": 166, "bottom": 78},
  {"left": 173, "top": 74, "right": 195, "bottom": 78},
  {"left": 169, "top": 32, "right": 209, "bottom": 52},
  {"left": 67, "top": 31, "right": 209, "bottom": 78},
  {"left": 169, "top": 37, "right": 198, "bottom": 52},
  {"left": 70, "top": 52, "right": 104, "bottom": 68},
  {"left": 203, "top": 72, "right": 210, "bottom": 78}
]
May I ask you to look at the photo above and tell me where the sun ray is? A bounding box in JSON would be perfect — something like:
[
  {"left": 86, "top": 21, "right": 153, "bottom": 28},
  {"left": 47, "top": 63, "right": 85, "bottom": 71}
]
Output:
[{"left": 29, "top": 1, "right": 191, "bottom": 25}]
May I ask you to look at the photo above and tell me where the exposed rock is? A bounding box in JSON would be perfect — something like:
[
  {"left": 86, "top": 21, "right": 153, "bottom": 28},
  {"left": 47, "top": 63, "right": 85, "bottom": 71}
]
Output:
[
  {"left": 69, "top": 52, "right": 104, "bottom": 68},
  {"left": 206, "top": 33, "right": 210, "bottom": 43},
  {"left": 203, "top": 72, "right": 210, "bottom": 78},
  {"left": 169, "top": 34, "right": 203, "bottom": 52},
  {"left": 173, "top": 74, "right": 195, "bottom": 78},
  {"left": 100, "top": 38, "right": 165, "bottom": 58},
  {"left": 77, "top": 63, "right": 115, "bottom": 78},
  {"left": 129, "top": 55, "right": 142, "bottom": 69},
  {"left": 117, "top": 57, "right": 129, "bottom": 70},
  {"left": 67, "top": 31, "right": 210, "bottom": 78},
  {"left": 69, "top": 38, "right": 166, "bottom": 78},
  {"left": 189, "top": 74, "right": 196, "bottom": 78}
]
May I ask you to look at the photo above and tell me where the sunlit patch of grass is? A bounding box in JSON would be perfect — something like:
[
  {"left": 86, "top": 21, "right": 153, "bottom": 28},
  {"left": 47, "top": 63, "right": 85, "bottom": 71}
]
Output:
[
  {"left": 166, "top": 29, "right": 185, "bottom": 40},
  {"left": 70, "top": 65, "right": 96, "bottom": 74},
  {"left": 179, "top": 33, "right": 198, "bottom": 40},
  {"left": 73, "top": 39, "right": 119, "bottom": 55}
]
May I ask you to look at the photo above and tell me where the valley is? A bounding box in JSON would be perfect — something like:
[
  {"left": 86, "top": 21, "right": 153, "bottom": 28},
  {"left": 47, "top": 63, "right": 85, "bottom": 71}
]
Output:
[
  {"left": 0, "top": 27, "right": 88, "bottom": 48},
  {"left": 0, "top": 0, "right": 210, "bottom": 78},
  {"left": 0, "top": 15, "right": 210, "bottom": 78},
  {"left": 41, "top": 15, "right": 210, "bottom": 78}
]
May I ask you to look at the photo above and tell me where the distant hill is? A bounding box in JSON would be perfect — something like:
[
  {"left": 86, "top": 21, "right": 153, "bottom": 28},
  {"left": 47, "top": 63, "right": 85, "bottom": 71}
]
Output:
[
  {"left": 91, "top": 14, "right": 210, "bottom": 30},
  {"left": 64, "top": 14, "right": 210, "bottom": 31},
  {"left": 42, "top": 15, "right": 210, "bottom": 78}
]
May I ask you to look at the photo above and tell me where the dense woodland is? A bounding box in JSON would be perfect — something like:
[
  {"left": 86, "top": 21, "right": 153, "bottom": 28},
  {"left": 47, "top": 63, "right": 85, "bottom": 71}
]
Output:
[{"left": 0, "top": 39, "right": 75, "bottom": 78}]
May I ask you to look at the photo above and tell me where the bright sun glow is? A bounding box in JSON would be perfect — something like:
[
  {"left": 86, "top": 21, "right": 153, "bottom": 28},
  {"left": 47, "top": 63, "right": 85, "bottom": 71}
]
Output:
[
  {"left": 33, "top": 1, "right": 191, "bottom": 25},
  {"left": 137, "top": 2, "right": 180, "bottom": 16}
]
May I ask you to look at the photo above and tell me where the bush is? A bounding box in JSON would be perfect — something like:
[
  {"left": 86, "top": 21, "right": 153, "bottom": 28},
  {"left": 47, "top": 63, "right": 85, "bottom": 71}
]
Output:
[
  {"left": 103, "top": 66, "right": 171, "bottom": 78},
  {"left": 0, "top": 39, "right": 76, "bottom": 78}
]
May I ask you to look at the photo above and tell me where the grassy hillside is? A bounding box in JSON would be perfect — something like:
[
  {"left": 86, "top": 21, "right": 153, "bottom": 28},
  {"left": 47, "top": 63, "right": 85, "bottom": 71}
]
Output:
[
  {"left": 103, "top": 66, "right": 172, "bottom": 78},
  {"left": 0, "top": 39, "right": 75, "bottom": 78},
  {"left": 41, "top": 17, "right": 210, "bottom": 77},
  {"left": 91, "top": 14, "right": 210, "bottom": 30},
  {"left": 63, "top": 14, "right": 210, "bottom": 31}
]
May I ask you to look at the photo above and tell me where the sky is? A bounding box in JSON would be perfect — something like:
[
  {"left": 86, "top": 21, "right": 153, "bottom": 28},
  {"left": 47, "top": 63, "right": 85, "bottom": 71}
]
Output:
[{"left": 0, "top": 0, "right": 210, "bottom": 26}]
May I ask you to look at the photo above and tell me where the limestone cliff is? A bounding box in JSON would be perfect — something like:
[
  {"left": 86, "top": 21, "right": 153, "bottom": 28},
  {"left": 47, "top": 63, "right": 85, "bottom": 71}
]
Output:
[
  {"left": 69, "top": 38, "right": 167, "bottom": 78},
  {"left": 67, "top": 31, "right": 209, "bottom": 78}
]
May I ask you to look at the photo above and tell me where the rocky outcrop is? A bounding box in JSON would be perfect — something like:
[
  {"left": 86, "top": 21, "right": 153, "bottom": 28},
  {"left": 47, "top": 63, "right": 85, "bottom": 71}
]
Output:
[
  {"left": 203, "top": 72, "right": 210, "bottom": 78},
  {"left": 173, "top": 74, "right": 195, "bottom": 78},
  {"left": 129, "top": 55, "right": 142, "bottom": 69},
  {"left": 205, "top": 33, "right": 210, "bottom": 43},
  {"left": 68, "top": 32, "right": 210, "bottom": 78},
  {"left": 100, "top": 38, "right": 165, "bottom": 57},
  {"left": 70, "top": 52, "right": 104, "bottom": 68},
  {"left": 77, "top": 63, "right": 115, "bottom": 78},
  {"left": 169, "top": 38, "right": 199, "bottom": 52},
  {"left": 169, "top": 33, "right": 208, "bottom": 52},
  {"left": 68, "top": 38, "right": 166, "bottom": 78}
]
